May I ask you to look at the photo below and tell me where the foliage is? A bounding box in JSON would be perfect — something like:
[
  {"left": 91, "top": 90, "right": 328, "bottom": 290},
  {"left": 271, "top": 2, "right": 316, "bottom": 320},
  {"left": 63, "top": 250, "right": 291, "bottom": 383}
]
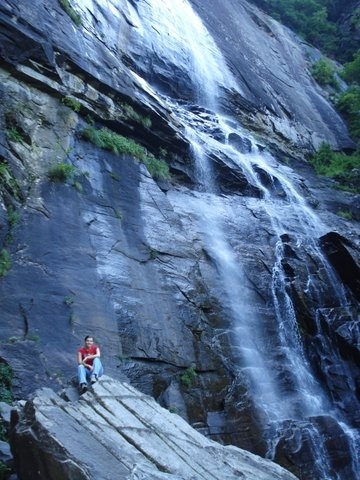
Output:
[
  {"left": 120, "top": 103, "right": 152, "bottom": 128},
  {"left": 0, "top": 421, "right": 7, "bottom": 442},
  {"left": 0, "top": 363, "right": 13, "bottom": 404},
  {"left": 48, "top": 162, "right": 77, "bottom": 182},
  {"left": 64, "top": 295, "right": 75, "bottom": 306},
  {"left": 72, "top": 180, "right": 83, "bottom": 193},
  {"left": 61, "top": 96, "right": 81, "bottom": 112},
  {"left": 248, "top": 0, "right": 358, "bottom": 62},
  {"left": 0, "top": 163, "right": 19, "bottom": 200},
  {"left": 341, "top": 51, "right": 360, "bottom": 85},
  {"left": 310, "top": 143, "right": 360, "bottom": 192},
  {"left": 82, "top": 126, "right": 170, "bottom": 180},
  {"left": 336, "top": 210, "right": 353, "bottom": 220},
  {"left": 336, "top": 85, "right": 360, "bottom": 140},
  {"left": 351, "top": 8, "right": 360, "bottom": 29},
  {"left": 4, "top": 206, "right": 20, "bottom": 246},
  {"left": 6, "top": 206, "right": 19, "bottom": 231},
  {"left": 149, "top": 248, "right": 159, "bottom": 260},
  {"left": 180, "top": 367, "right": 197, "bottom": 388},
  {"left": 311, "top": 58, "right": 339, "bottom": 88},
  {"left": 26, "top": 334, "right": 40, "bottom": 342},
  {"left": 7, "top": 127, "right": 23, "bottom": 143},
  {"left": 6, "top": 336, "right": 19, "bottom": 344},
  {"left": 58, "top": 0, "right": 82, "bottom": 26},
  {"left": 0, "top": 250, "right": 11, "bottom": 278},
  {"left": 0, "top": 460, "right": 11, "bottom": 480},
  {"left": 142, "top": 154, "right": 171, "bottom": 181}
]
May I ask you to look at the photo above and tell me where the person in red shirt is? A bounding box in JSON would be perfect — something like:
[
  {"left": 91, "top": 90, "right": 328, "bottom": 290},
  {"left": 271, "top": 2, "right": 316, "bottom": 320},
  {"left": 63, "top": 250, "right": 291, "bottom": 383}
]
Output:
[{"left": 77, "top": 335, "right": 104, "bottom": 393}]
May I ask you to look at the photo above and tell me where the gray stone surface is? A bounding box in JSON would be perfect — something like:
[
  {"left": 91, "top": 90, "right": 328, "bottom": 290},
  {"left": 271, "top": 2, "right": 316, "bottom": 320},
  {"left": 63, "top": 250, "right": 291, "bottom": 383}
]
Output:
[
  {"left": 10, "top": 376, "right": 297, "bottom": 480},
  {"left": 0, "top": 1, "right": 359, "bottom": 479},
  {"left": 188, "top": 0, "right": 354, "bottom": 152}
]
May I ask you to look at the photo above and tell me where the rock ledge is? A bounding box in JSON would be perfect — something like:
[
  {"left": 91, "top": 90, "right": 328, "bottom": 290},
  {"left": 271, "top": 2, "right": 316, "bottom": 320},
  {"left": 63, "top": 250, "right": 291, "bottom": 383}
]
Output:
[{"left": 10, "top": 376, "right": 297, "bottom": 480}]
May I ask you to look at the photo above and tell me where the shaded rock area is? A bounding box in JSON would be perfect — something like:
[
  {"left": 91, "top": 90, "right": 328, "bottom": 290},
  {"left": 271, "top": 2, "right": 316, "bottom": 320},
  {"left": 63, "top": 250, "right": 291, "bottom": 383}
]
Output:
[
  {"left": 10, "top": 376, "right": 297, "bottom": 480},
  {"left": 320, "top": 232, "right": 360, "bottom": 301}
]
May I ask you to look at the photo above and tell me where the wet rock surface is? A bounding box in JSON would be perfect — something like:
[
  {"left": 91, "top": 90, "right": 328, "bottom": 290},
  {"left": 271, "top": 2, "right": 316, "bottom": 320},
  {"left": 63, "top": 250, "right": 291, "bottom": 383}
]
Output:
[
  {"left": 187, "top": 0, "right": 354, "bottom": 153},
  {"left": 0, "top": 1, "right": 359, "bottom": 479}
]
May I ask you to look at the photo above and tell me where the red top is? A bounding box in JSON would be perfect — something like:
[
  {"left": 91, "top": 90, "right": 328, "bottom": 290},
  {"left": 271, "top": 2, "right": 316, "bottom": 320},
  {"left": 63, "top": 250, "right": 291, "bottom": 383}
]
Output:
[{"left": 78, "top": 345, "right": 98, "bottom": 366}]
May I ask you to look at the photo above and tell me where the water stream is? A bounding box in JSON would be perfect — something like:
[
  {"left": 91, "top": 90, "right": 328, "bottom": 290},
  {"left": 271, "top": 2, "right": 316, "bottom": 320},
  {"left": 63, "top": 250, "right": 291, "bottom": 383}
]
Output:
[
  {"left": 185, "top": 108, "right": 360, "bottom": 480},
  {"left": 128, "top": 0, "right": 360, "bottom": 477}
]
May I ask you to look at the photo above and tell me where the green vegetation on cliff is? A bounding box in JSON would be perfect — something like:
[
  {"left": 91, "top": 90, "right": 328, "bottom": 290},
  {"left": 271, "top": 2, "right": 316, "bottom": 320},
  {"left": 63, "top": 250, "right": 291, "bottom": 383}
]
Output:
[
  {"left": 0, "top": 363, "right": 13, "bottom": 404},
  {"left": 0, "top": 250, "right": 11, "bottom": 278},
  {"left": 310, "top": 143, "right": 360, "bottom": 193},
  {"left": 58, "top": 0, "right": 82, "bottom": 26},
  {"left": 311, "top": 58, "right": 339, "bottom": 88},
  {"left": 248, "top": 0, "right": 359, "bottom": 62},
  {"left": 336, "top": 85, "right": 360, "bottom": 140},
  {"left": 248, "top": 0, "right": 360, "bottom": 189},
  {"left": 82, "top": 126, "right": 170, "bottom": 180}
]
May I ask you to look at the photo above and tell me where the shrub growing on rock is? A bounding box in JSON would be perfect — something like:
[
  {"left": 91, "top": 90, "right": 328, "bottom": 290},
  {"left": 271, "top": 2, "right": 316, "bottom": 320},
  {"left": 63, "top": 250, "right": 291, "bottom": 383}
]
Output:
[
  {"left": 48, "top": 162, "right": 77, "bottom": 183},
  {"left": 311, "top": 58, "right": 339, "bottom": 89},
  {"left": 310, "top": 143, "right": 360, "bottom": 192},
  {"left": 0, "top": 363, "right": 13, "bottom": 404},
  {"left": 58, "top": 0, "right": 82, "bottom": 26},
  {"left": 0, "top": 250, "right": 10, "bottom": 278}
]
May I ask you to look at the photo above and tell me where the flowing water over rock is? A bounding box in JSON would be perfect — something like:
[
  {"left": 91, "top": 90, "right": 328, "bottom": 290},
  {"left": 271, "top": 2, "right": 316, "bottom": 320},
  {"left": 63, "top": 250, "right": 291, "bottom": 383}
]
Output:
[
  {"left": 0, "top": 0, "right": 359, "bottom": 479},
  {"left": 127, "top": 1, "right": 360, "bottom": 478}
]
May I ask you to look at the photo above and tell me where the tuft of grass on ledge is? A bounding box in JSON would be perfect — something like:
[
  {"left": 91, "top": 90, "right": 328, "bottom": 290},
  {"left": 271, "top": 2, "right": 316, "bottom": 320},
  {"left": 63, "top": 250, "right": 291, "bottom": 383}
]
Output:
[
  {"left": 0, "top": 249, "right": 11, "bottom": 278},
  {"left": 120, "top": 103, "right": 152, "bottom": 128},
  {"left": 61, "top": 96, "right": 81, "bottom": 112},
  {"left": 0, "top": 363, "right": 13, "bottom": 404},
  {"left": 59, "top": 0, "right": 82, "bottom": 26},
  {"left": 180, "top": 366, "right": 197, "bottom": 388},
  {"left": 82, "top": 126, "right": 170, "bottom": 180},
  {"left": 8, "top": 126, "right": 24, "bottom": 143},
  {"left": 48, "top": 162, "right": 77, "bottom": 183},
  {"left": 336, "top": 210, "right": 353, "bottom": 220}
]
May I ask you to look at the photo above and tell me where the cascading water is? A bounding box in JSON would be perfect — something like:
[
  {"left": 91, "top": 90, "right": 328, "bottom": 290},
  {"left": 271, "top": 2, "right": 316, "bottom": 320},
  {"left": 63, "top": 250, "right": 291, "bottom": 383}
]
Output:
[
  {"left": 185, "top": 111, "right": 360, "bottom": 480},
  {"left": 130, "top": 0, "right": 238, "bottom": 107},
  {"left": 126, "top": 0, "right": 360, "bottom": 478}
]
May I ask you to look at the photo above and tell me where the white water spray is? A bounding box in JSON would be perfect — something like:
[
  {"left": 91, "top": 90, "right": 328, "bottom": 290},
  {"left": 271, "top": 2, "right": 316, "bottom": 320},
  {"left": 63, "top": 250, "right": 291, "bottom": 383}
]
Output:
[{"left": 130, "top": 0, "right": 238, "bottom": 107}]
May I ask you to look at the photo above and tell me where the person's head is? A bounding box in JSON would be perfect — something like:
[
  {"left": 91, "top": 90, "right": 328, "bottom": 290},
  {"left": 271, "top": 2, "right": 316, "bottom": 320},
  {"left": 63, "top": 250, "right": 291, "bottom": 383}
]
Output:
[{"left": 84, "top": 335, "right": 94, "bottom": 348}]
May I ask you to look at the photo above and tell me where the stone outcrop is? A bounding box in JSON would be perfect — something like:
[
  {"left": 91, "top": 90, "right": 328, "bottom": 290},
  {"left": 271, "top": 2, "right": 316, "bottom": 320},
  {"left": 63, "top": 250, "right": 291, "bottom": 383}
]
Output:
[{"left": 10, "top": 376, "right": 297, "bottom": 480}]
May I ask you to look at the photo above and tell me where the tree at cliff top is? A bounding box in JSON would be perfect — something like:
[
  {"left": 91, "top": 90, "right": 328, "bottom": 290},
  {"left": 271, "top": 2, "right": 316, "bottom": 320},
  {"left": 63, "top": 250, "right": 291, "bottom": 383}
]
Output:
[{"left": 249, "top": 0, "right": 360, "bottom": 62}]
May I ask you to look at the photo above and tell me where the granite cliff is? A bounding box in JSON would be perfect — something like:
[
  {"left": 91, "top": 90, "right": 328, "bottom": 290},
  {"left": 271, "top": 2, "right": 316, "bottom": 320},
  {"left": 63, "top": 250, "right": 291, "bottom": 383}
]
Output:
[{"left": 0, "top": 0, "right": 359, "bottom": 479}]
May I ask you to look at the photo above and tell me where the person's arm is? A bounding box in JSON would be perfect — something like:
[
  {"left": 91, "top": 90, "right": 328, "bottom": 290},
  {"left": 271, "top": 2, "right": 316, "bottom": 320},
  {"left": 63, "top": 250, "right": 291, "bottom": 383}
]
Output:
[
  {"left": 77, "top": 350, "right": 94, "bottom": 370},
  {"left": 84, "top": 347, "right": 101, "bottom": 361},
  {"left": 77, "top": 351, "right": 83, "bottom": 365}
]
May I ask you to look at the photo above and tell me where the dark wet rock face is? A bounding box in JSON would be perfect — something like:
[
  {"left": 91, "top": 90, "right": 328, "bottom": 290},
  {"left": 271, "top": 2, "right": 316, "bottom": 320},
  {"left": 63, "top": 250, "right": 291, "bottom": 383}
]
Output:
[
  {"left": 320, "top": 232, "right": 360, "bottom": 301},
  {"left": 0, "top": 1, "right": 359, "bottom": 480}
]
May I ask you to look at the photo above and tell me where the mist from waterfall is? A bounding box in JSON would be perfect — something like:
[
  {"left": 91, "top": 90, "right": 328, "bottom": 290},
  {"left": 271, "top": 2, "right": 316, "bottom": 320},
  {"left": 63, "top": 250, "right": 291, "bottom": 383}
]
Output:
[{"left": 131, "top": 0, "right": 360, "bottom": 478}]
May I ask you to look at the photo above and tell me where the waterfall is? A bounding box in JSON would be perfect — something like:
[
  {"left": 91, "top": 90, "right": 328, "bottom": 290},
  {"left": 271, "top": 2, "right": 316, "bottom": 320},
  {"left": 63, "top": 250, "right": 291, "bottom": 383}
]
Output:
[
  {"left": 131, "top": 0, "right": 238, "bottom": 106},
  {"left": 184, "top": 110, "right": 360, "bottom": 480},
  {"left": 129, "top": 0, "right": 360, "bottom": 478}
]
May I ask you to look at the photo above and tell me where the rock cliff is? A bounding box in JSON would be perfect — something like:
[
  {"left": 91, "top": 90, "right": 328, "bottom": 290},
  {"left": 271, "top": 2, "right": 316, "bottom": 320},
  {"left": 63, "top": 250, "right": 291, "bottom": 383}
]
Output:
[{"left": 0, "top": 0, "right": 359, "bottom": 479}]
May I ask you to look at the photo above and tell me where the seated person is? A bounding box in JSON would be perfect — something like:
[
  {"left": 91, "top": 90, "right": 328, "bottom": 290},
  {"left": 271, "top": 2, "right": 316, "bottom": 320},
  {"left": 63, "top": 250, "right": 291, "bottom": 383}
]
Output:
[{"left": 77, "top": 335, "right": 104, "bottom": 393}]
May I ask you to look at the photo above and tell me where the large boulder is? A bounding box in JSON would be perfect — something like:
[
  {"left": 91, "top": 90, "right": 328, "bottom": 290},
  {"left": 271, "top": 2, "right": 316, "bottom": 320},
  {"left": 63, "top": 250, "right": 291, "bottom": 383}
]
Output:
[{"left": 9, "top": 376, "right": 297, "bottom": 480}]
